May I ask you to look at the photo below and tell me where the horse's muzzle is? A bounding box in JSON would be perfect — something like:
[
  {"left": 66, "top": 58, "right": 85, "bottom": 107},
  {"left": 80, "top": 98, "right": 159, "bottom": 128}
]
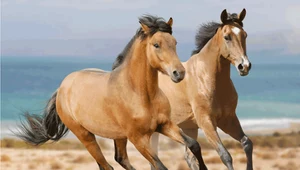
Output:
[{"left": 171, "top": 69, "right": 185, "bottom": 83}]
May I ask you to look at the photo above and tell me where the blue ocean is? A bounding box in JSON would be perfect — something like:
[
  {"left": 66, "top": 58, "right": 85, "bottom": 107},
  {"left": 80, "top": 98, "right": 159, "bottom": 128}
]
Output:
[{"left": 1, "top": 56, "right": 300, "bottom": 136}]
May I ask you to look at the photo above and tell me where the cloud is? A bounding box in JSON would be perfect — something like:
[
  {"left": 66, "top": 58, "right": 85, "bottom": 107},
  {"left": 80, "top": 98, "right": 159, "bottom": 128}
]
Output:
[
  {"left": 285, "top": 5, "right": 300, "bottom": 29},
  {"left": 1, "top": 0, "right": 300, "bottom": 58},
  {"left": 3, "top": 0, "right": 158, "bottom": 10}
]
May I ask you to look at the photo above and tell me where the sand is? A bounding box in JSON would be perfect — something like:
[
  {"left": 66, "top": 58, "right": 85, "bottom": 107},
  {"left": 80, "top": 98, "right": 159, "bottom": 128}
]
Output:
[{"left": 1, "top": 124, "right": 300, "bottom": 170}]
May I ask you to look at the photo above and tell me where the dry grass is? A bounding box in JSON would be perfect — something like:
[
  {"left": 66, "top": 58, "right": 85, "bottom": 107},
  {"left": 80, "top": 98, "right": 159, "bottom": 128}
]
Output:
[
  {"left": 96, "top": 139, "right": 110, "bottom": 150},
  {"left": 175, "top": 160, "right": 189, "bottom": 170},
  {"left": 32, "top": 157, "right": 48, "bottom": 163},
  {"left": 273, "top": 161, "right": 299, "bottom": 170},
  {"left": 28, "top": 163, "right": 37, "bottom": 169},
  {"left": 231, "top": 149, "right": 244, "bottom": 156},
  {"left": 280, "top": 150, "right": 297, "bottom": 158},
  {"left": 251, "top": 131, "right": 300, "bottom": 148},
  {"left": 201, "top": 151, "right": 210, "bottom": 156},
  {"left": 17, "top": 153, "right": 24, "bottom": 157},
  {"left": 65, "top": 167, "right": 74, "bottom": 170},
  {"left": 0, "top": 138, "right": 85, "bottom": 150},
  {"left": 223, "top": 140, "right": 240, "bottom": 149},
  {"left": 204, "top": 156, "right": 222, "bottom": 164},
  {"left": 1, "top": 131, "right": 299, "bottom": 152},
  {"left": 60, "top": 152, "right": 73, "bottom": 157},
  {"left": 1, "top": 154, "right": 11, "bottom": 162},
  {"left": 70, "top": 155, "right": 93, "bottom": 163},
  {"left": 50, "top": 161, "right": 63, "bottom": 169},
  {"left": 255, "top": 152, "right": 276, "bottom": 160},
  {"left": 197, "top": 131, "right": 300, "bottom": 150},
  {"left": 238, "top": 156, "right": 247, "bottom": 163}
]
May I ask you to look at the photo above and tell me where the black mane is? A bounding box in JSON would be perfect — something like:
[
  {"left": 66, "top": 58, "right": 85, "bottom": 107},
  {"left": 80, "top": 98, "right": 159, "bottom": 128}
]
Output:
[
  {"left": 191, "top": 22, "right": 221, "bottom": 55},
  {"left": 191, "top": 13, "right": 243, "bottom": 56},
  {"left": 112, "top": 15, "right": 172, "bottom": 70}
]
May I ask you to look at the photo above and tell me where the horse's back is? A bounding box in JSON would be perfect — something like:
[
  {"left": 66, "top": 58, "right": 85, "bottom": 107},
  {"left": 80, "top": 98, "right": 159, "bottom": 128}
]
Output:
[
  {"left": 82, "top": 68, "right": 109, "bottom": 74},
  {"left": 57, "top": 68, "right": 111, "bottom": 111}
]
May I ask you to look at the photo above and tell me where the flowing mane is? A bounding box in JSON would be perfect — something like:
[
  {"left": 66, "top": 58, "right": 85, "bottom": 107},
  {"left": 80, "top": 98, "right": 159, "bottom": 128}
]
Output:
[
  {"left": 191, "top": 13, "right": 243, "bottom": 56},
  {"left": 112, "top": 15, "right": 172, "bottom": 70}
]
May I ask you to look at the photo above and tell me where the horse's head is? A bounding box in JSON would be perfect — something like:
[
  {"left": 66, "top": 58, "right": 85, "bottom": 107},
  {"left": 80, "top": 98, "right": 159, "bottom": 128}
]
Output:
[
  {"left": 218, "top": 9, "right": 251, "bottom": 76},
  {"left": 139, "top": 16, "right": 185, "bottom": 83}
]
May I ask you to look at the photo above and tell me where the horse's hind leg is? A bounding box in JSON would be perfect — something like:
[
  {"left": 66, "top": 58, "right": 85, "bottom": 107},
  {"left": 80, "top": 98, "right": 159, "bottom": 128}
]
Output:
[
  {"left": 218, "top": 114, "right": 253, "bottom": 170},
  {"left": 114, "top": 139, "right": 136, "bottom": 170},
  {"left": 157, "top": 121, "right": 207, "bottom": 170},
  {"left": 70, "top": 128, "right": 113, "bottom": 170},
  {"left": 57, "top": 112, "right": 113, "bottom": 170},
  {"left": 128, "top": 134, "right": 168, "bottom": 170}
]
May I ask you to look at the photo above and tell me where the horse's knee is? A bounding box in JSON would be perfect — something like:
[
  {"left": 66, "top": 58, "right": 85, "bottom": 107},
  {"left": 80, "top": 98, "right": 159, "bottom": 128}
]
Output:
[
  {"left": 241, "top": 136, "right": 253, "bottom": 153},
  {"left": 189, "top": 139, "right": 201, "bottom": 154}
]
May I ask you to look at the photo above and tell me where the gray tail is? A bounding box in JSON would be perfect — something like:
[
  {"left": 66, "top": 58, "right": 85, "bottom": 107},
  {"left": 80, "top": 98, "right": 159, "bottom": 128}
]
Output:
[{"left": 15, "top": 90, "right": 69, "bottom": 145}]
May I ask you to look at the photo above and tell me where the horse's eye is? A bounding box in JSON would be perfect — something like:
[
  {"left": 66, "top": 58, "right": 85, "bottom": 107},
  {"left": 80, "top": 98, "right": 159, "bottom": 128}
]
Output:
[
  {"left": 224, "top": 35, "right": 231, "bottom": 41},
  {"left": 153, "top": 43, "right": 160, "bottom": 48}
]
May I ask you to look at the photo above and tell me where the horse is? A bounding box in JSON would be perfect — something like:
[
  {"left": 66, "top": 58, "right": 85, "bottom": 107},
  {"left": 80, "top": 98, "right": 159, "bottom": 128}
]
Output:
[
  {"left": 15, "top": 15, "right": 207, "bottom": 170},
  {"left": 146, "top": 9, "right": 253, "bottom": 170}
]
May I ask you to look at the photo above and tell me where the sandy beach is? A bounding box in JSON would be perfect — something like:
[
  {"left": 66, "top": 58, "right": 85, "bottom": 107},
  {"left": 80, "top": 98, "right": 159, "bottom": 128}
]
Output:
[{"left": 1, "top": 123, "right": 300, "bottom": 170}]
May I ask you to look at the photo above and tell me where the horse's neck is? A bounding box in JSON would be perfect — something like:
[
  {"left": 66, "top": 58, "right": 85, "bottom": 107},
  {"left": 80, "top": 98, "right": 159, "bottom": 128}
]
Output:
[
  {"left": 188, "top": 35, "right": 231, "bottom": 92},
  {"left": 125, "top": 40, "right": 159, "bottom": 100}
]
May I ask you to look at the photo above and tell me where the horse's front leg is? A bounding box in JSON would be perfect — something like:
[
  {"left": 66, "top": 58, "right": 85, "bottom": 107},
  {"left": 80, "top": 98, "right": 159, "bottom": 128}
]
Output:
[
  {"left": 196, "top": 113, "right": 234, "bottom": 170},
  {"left": 114, "top": 139, "right": 136, "bottom": 170},
  {"left": 150, "top": 132, "right": 159, "bottom": 170},
  {"left": 182, "top": 128, "right": 199, "bottom": 170},
  {"left": 128, "top": 133, "right": 168, "bottom": 170},
  {"left": 218, "top": 114, "right": 253, "bottom": 170},
  {"left": 157, "top": 121, "right": 208, "bottom": 170}
]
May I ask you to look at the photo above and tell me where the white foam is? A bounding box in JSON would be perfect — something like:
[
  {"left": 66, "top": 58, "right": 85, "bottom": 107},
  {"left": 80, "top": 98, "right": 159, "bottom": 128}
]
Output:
[{"left": 239, "top": 118, "right": 300, "bottom": 131}]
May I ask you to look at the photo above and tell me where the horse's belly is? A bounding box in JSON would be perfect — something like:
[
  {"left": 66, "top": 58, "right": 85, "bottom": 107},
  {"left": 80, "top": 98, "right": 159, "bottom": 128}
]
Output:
[
  {"left": 79, "top": 116, "right": 127, "bottom": 139},
  {"left": 72, "top": 97, "right": 127, "bottom": 139}
]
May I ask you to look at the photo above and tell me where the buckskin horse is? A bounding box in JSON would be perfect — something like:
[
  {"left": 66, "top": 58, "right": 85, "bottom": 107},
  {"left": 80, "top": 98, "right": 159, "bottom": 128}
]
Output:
[
  {"left": 149, "top": 9, "right": 253, "bottom": 170},
  {"left": 16, "top": 15, "right": 207, "bottom": 170}
]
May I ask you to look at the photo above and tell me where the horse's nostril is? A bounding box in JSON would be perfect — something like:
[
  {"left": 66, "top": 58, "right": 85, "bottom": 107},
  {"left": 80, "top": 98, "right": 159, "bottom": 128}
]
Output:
[
  {"left": 173, "top": 70, "right": 179, "bottom": 77},
  {"left": 249, "top": 63, "right": 252, "bottom": 70},
  {"left": 238, "top": 64, "right": 243, "bottom": 70}
]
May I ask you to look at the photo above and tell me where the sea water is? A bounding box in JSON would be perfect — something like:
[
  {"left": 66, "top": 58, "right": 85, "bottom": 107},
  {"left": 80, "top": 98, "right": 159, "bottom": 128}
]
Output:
[{"left": 1, "top": 56, "right": 300, "bottom": 137}]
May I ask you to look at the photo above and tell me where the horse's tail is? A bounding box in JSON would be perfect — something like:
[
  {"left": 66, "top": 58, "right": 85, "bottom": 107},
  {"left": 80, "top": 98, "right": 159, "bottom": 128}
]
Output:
[{"left": 15, "top": 90, "right": 69, "bottom": 145}]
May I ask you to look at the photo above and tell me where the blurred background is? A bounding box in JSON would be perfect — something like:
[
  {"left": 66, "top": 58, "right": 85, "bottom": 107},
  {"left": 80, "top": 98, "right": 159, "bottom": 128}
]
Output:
[
  {"left": 1, "top": 0, "right": 300, "bottom": 170},
  {"left": 2, "top": 0, "right": 300, "bottom": 130}
]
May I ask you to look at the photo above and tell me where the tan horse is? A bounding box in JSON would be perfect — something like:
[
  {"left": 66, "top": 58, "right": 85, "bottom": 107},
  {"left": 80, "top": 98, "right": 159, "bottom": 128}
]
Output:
[
  {"left": 148, "top": 9, "right": 253, "bottom": 170},
  {"left": 16, "top": 15, "right": 207, "bottom": 170}
]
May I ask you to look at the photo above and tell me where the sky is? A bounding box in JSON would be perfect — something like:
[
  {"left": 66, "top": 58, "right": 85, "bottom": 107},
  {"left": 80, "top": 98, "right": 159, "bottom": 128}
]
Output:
[{"left": 1, "top": 0, "right": 300, "bottom": 62}]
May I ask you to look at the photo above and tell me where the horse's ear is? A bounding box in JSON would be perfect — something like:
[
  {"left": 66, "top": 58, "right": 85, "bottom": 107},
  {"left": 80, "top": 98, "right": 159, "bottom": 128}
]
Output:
[
  {"left": 220, "top": 9, "right": 228, "bottom": 23},
  {"left": 167, "top": 17, "right": 173, "bottom": 27},
  {"left": 139, "top": 21, "right": 150, "bottom": 34},
  {"left": 238, "top": 8, "right": 246, "bottom": 22}
]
